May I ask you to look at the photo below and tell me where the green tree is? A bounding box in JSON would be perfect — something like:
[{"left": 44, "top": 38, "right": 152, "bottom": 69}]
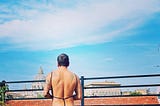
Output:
[
  {"left": 37, "top": 93, "right": 44, "bottom": 98},
  {"left": 130, "top": 91, "right": 142, "bottom": 96},
  {"left": 0, "top": 81, "right": 9, "bottom": 106}
]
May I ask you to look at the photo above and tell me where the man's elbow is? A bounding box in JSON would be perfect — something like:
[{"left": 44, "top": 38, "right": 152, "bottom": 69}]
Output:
[
  {"left": 43, "top": 92, "right": 47, "bottom": 98},
  {"left": 43, "top": 92, "right": 52, "bottom": 98},
  {"left": 74, "top": 94, "right": 82, "bottom": 100},
  {"left": 43, "top": 91, "right": 50, "bottom": 98},
  {"left": 78, "top": 96, "right": 82, "bottom": 100},
  {"left": 77, "top": 89, "right": 82, "bottom": 100},
  {"left": 76, "top": 94, "right": 82, "bottom": 100}
]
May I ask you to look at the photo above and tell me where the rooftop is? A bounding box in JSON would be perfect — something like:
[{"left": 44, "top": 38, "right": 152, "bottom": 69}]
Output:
[
  {"left": 85, "top": 81, "right": 121, "bottom": 87},
  {"left": 6, "top": 96, "right": 159, "bottom": 106}
]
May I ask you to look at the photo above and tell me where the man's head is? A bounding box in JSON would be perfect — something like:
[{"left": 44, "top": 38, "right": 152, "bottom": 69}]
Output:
[{"left": 57, "top": 53, "right": 69, "bottom": 67}]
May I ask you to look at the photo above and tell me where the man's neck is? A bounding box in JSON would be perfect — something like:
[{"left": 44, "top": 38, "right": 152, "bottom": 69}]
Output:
[{"left": 58, "top": 66, "right": 67, "bottom": 71}]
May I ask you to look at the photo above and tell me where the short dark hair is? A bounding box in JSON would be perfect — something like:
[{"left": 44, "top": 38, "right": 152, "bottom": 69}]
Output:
[{"left": 57, "top": 53, "right": 69, "bottom": 67}]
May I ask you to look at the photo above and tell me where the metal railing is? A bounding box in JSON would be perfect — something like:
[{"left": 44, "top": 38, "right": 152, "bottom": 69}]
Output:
[
  {"left": 81, "top": 74, "right": 160, "bottom": 106},
  {"left": 5, "top": 80, "right": 45, "bottom": 100},
  {"left": 1, "top": 73, "right": 160, "bottom": 106}
]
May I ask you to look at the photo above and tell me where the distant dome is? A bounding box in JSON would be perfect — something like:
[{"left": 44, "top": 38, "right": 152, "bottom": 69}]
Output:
[
  {"left": 32, "top": 67, "right": 45, "bottom": 89},
  {"left": 38, "top": 66, "right": 44, "bottom": 74},
  {"left": 34, "top": 66, "right": 45, "bottom": 80}
]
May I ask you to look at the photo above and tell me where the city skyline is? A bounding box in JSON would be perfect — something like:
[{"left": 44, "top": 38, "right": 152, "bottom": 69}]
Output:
[{"left": 0, "top": 0, "right": 160, "bottom": 83}]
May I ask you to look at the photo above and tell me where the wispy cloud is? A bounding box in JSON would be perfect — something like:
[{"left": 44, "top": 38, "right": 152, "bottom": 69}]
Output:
[
  {"left": 104, "top": 57, "right": 114, "bottom": 62},
  {"left": 0, "top": 0, "right": 160, "bottom": 51},
  {"left": 126, "top": 43, "right": 157, "bottom": 47}
]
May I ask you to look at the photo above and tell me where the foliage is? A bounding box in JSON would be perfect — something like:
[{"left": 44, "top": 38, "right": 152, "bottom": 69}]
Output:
[
  {"left": 0, "top": 81, "right": 9, "bottom": 104},
  {"left": 130, "top": 91, "right": 142, "bottom": 96},
  {"left": 37, "top": 93, "right": 44, "bottom": 98},
  {"left": 0, "top": 101, "right": 6, "bottom": 106},
  {"left": 0, "top": 101, "right": 11, "bottom": 106}
]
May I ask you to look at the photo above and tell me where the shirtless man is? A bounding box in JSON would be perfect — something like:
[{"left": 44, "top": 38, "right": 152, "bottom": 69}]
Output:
[{"left": 43, "top": 53, "right": 82, "bottom": 106}]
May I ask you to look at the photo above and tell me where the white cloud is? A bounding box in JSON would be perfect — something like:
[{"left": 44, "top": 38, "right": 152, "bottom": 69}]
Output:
[
  {"left": 104, "top": 57, "right": 114, "bottom": 62},
  {"left": 0, "top": 0, "right": 160, "bottom": 51}
]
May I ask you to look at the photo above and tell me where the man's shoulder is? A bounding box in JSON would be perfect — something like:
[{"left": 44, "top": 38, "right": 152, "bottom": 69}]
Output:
[
  {"left": 46, "top": 70, "right": 56, "bottom": 77},
  {"left": 67, "top": 70, "right": 76, "bottom": 75},
  {"left": 68, "top": 70, "right": 79, "bottom": 79}
]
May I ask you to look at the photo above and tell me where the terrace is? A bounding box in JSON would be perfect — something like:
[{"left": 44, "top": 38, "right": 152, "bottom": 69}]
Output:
[{"left": 1, "top": 73, "right": 160, "bottom": 106}]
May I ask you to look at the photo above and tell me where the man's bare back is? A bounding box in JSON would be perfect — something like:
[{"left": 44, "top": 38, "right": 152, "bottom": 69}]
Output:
[{"left": 43, "top": 54, "right": 82, "bottom": 106}]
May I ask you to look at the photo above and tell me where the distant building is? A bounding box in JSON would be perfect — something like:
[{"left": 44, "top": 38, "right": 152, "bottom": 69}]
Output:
[
  {"left": 84, "top": 81, "right": 121, "bottom": 96},
  {"left": 31, "top": 67, "right": 45, "bottom": 98},
  {"left": 122, "top": 90, "right": 131, "bottom": 95},
  {"left": 157, "top": 87, "right": 160, "bottom": 94},
  {"left": 122, "top": 88, "right": 150, "bottom": 96},
  {"left": 7, "top": 67, "right": 46, "bottom": 99},
  {"left": 135, "top": 89, "right": 148, "bottom": 95},
  {"left": 32, "top": 67, "right": 45, "bottom": 89}
]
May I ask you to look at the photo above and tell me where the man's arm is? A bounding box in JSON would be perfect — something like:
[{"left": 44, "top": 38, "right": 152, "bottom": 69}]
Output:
[
  {"left": 73, "top": 75, "right": 82, "bottom": 100},
  {"left": 43, "top": 73, "right": 52, "bottom": 98}
]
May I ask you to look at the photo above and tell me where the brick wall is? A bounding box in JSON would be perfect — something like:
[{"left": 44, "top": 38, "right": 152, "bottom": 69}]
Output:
[{"left": 6, "top": 96, "right": 159, "bottom": 106}]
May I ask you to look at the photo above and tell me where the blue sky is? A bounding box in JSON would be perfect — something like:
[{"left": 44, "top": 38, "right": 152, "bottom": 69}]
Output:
[{"left": 0, "top": 0, "right": 160, "bottom": 83}]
